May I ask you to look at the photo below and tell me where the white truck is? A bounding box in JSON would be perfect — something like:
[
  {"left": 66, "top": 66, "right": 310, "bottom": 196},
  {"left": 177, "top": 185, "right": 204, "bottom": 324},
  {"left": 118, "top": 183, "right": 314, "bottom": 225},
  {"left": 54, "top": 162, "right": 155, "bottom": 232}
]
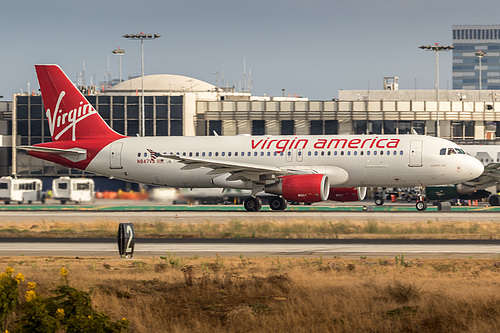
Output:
[
  {"left": 0, "top": 177, "right": 45, "bottom": 204},
  {"left": 52, "top": 177, "right": 95, "bottom": 204}
]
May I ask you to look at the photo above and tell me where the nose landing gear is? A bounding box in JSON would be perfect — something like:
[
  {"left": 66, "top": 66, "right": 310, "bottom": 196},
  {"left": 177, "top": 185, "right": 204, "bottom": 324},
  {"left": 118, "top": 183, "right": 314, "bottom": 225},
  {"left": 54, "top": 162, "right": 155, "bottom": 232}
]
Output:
[{"left": 415, "top": 185, "right": 427, "bottom": 211}]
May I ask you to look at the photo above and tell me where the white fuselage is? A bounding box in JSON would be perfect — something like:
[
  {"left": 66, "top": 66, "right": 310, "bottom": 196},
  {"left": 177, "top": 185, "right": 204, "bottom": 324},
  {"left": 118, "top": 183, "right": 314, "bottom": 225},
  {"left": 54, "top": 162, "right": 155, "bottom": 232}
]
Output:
[{"left": 84, "top": 134, "right": 482, "bottom": 190}]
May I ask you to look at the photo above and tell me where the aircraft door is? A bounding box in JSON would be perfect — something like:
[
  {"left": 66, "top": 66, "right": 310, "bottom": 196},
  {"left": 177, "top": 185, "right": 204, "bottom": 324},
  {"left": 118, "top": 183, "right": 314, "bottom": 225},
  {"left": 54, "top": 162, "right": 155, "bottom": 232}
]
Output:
[
  {"left": 409, "top": 140, "right": 423, "bottom": 167},
  {"left": 109, "top": 142, "right": 124, "bottom": 169}
]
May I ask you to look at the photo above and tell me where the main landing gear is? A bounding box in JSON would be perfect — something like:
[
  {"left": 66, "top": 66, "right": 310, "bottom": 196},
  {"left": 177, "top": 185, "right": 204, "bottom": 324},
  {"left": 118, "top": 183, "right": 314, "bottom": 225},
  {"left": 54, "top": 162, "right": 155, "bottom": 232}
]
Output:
[
  {"left": 243, "top": 196, "right": 287, "bottom": 212},
  {"left": 243, "top": 196, "right": 262, "bottom": 212}
]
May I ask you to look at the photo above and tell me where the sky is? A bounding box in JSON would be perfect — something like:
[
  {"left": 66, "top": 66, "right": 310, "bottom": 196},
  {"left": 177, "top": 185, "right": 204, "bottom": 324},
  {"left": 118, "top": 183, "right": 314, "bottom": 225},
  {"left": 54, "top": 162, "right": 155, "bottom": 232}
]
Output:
[{"left": 1, "top": 0, "right": 500, "bottom": 100}]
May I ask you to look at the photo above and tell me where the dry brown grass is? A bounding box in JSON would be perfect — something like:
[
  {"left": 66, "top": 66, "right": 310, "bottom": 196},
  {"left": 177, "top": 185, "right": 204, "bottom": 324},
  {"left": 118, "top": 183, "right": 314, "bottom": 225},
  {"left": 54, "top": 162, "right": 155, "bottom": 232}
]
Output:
[
  {"left": 3, "top": 255, "right": 500, "bottom": 332},
  {"left": 1, "top": 219, "right": 500, "bottom": 239}
]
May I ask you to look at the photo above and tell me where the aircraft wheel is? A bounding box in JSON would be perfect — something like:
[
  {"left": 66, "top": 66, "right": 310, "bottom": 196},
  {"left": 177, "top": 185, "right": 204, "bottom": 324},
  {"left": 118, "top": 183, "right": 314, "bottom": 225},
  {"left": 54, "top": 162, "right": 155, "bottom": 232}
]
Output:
[
  {"left": 416, "top": 200, "right": 427, "bottom": 211},
  {"left": 374, "top": 198, "right": 384, "bottom": 206},
  {"left": 17, "top": 201, "right": 23, "bottom": 205},
  {"left": 489, "top": 194, "right": 500, "bottom": 206},
  {"left": 60, "top": 200, "right": 66, "bottom": 205},
  {"left": 244, "top": 196, "right": 262, "bottom": 212},
  {"left": 269, "top": 196, "right": 287, "bottom": 211},
  {"left": 4, "top": 200, "right": 10, "bottom": 205}
]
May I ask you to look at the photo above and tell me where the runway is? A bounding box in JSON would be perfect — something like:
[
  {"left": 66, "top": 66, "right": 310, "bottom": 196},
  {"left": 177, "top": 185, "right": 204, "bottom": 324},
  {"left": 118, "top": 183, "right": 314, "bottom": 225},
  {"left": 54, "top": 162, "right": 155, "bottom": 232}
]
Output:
[
  {"left": 1, "top": 209, "right": 499, "bottom": 223},
  {"left": 1, "top": 238, "right": 499, "bottom": 258}
]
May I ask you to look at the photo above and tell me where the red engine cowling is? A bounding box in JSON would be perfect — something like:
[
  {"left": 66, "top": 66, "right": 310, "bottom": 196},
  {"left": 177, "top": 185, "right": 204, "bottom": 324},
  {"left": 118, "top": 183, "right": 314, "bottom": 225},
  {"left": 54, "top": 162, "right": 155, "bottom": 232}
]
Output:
[
  {"left": 280, "top": 174, "right": 330, "bottom": 203},
  {"left": 328, "top": 187, "right": 367, "bottom": 202}
]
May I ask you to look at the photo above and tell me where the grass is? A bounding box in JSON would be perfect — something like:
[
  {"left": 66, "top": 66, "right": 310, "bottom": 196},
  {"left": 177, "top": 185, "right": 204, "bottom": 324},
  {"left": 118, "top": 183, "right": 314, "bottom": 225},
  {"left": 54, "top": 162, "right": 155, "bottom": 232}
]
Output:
[
  {"left": 3, "top": 255, "right": 500, "bottom": 332},
  {"left": 1, "top": 219, "right": 500, "bottom": 239}
]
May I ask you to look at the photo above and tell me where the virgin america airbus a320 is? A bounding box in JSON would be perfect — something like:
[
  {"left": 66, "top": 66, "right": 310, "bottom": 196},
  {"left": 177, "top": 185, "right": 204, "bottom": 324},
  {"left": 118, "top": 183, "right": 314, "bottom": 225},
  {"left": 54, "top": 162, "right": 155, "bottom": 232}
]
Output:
[{"left": 20, "top": 65, "right": 484, "bottom": 211}]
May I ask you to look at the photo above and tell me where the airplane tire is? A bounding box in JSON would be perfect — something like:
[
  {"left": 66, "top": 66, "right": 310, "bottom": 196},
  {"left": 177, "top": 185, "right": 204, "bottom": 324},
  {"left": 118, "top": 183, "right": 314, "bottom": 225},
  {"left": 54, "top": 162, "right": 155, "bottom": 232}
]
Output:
[
  {"left": 4, "top": 200, "right": 10, "bottom": 205},
  {"left": 374, "top": 198, "right": 384, "bottom": 206},
  {"left": 489, "top": 194, "right": 500, "bottom": 206},
  {"left": 244, "top": 196, "right": 262, "bottom": 212},
  {"left": 269, "top": 196, "right": 287, "bottom": 211},
  {"left": 416, "top": 200, "right": 427, "bottom": 211}
]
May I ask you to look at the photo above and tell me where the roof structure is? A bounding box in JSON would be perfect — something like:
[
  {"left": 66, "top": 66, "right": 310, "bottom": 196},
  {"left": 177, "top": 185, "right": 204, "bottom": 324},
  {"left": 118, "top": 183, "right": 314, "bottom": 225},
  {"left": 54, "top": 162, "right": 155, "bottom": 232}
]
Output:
[{"left": 108, "top": 74, "right": 217, "bottom": 93}]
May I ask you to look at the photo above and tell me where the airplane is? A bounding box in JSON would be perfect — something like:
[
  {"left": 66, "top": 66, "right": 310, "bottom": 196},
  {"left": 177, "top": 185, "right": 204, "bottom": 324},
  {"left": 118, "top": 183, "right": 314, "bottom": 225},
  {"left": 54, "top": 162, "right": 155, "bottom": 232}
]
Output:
[
  {"left": 425, "top": 145, "right": 500, "bottom": 206},
  {"left": 19, "top": 65, "right": 484, "bottom": 212}
]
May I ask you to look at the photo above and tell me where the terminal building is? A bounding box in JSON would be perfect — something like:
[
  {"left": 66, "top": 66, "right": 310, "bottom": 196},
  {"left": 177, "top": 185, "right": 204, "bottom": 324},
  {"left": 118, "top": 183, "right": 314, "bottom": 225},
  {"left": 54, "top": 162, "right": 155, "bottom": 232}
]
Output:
[
  {"left": 2, "top": 72, "right": 500, "bottom": 190},
  {"left": 453, "top": 24, "right": 500, "bottom": 90}
]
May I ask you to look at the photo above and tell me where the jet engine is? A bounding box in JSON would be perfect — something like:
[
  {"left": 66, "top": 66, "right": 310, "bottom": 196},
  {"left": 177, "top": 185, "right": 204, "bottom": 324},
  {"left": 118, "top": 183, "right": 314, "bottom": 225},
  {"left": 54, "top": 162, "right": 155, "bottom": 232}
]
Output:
[
  {"left": 328, "top": 187, "right": 367, "bottom": 202},
  {"left": 265, "top": 174, "right": 330, "bottom": 203}
]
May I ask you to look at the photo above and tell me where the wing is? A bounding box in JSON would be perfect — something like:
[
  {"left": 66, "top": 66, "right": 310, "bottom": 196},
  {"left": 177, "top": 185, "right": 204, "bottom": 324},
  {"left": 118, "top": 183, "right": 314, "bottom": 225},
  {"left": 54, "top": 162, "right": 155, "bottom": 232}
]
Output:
[
  {"left": 150, "top": 150, "right": 314, "bottom": 183},
  {"left": 462, "top": 163, "right": 500, "bottom": 189}
]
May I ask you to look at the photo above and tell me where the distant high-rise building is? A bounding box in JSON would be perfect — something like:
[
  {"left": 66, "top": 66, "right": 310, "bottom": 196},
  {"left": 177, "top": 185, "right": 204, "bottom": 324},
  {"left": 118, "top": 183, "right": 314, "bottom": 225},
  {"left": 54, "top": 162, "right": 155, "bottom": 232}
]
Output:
[{"left": 452, "top": 25, "right": 500, "bottom": 90}]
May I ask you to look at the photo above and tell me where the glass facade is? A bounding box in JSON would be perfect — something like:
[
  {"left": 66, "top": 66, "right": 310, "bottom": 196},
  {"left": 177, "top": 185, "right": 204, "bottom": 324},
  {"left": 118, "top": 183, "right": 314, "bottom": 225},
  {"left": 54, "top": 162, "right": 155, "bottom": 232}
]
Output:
[
  {"left": 15, "top": 94, "right": 184, "bottom": 176},
  {"left": 453, "top": 25, "right": 500, "bottom": 90}
]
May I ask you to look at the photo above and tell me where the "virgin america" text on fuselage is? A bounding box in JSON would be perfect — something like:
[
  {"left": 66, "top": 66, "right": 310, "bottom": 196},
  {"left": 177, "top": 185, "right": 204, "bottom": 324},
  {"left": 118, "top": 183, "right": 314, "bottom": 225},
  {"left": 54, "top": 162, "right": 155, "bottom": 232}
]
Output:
[{"left": 251, "top": 137, "right": 400, "bottom": 152}]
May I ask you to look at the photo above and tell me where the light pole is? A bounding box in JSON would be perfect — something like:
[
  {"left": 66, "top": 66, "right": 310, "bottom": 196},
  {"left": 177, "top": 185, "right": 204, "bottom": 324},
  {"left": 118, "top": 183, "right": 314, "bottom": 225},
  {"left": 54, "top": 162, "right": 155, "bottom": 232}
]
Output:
[
  {"left": 476, "top": 50, "right": 486, "bottom": 98},
  {"left": 111, "top": 48, "right": 125, "bottom": 83},
  {"left": 122, "top": 33, "right": 160, "bottom": 136},
  {"left": 419, "top": 43, "right": 454, "bottom": 137}
]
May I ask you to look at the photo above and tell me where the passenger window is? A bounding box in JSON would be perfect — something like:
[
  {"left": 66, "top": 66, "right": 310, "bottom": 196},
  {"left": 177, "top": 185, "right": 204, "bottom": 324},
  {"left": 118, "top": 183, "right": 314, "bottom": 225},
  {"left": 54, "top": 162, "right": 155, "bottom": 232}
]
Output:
[
  {"left": 137, "top": 153, "right": 141, "bottom": 157},
  {"left": 400, "top": 150, "right": 403, "bottom": 155},
  {"left": 195, "top": 152, "right": 199, "bottom": 157},
  {"left": 380, "top": 151, "right": 384, "bottom": 155},
  {"left": 261, "top": 152, "right": 264, "bottom": 156},
  {"left": 314, "top": 151, "right": 318, "bottom": 156},
  {"left": 267, "top": 152, "right": 271, "bottom": 156},
  {"left": 367, "top": 151, "right": 370, "bottom": 156},
  {"left": 215, "top": 152, "right": 219, "bottom": 157},
  {"left": 208, "top": 152, "right": 212, "bottom": 157},
  {"left": 228, "top": 152, "right": 231, "bottom": 157},
  {"left": 354, "top": 151, "right": 357, "bottom": 156},
  {"left": 254, "top": 152, "right": 258, "bottom": 156}
]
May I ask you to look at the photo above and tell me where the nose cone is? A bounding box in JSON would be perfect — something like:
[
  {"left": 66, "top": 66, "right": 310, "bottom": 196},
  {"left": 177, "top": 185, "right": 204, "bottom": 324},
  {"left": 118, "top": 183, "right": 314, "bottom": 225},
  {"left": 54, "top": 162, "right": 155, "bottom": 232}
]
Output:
[{"left": 468, "top": 157, "right": 484, "bottom": 180}]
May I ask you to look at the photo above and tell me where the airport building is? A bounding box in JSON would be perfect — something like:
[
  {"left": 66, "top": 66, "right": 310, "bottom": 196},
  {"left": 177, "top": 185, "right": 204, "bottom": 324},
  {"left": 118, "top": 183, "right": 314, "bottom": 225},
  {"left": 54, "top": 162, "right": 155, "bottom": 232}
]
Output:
[
  {"left": 453, "top": 24, "right": 500, "bottom": 90},
  {"left": 2, "top": 72, "right": 500, "bottom": 189}
]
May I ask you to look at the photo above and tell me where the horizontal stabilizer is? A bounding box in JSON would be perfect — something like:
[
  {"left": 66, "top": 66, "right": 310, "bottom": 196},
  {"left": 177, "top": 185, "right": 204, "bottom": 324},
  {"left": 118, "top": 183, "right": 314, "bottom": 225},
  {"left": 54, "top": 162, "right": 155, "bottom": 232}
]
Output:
[{"left": 18, "top": 146, "right": 87, "bottom": 162}]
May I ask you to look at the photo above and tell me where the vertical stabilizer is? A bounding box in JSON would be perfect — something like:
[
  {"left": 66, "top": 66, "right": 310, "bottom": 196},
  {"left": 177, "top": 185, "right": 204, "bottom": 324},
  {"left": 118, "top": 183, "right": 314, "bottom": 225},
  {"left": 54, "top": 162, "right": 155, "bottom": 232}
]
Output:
[{"left": 35, "top": 65, "right": 124, "bottom": 142}]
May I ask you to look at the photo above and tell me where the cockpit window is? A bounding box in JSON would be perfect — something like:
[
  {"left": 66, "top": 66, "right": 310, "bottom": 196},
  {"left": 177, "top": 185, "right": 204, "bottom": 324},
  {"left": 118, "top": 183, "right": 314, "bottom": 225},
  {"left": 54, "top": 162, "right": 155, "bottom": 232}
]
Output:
[{"left": 440, "top": 148, "right": 466, "bottom": 155}]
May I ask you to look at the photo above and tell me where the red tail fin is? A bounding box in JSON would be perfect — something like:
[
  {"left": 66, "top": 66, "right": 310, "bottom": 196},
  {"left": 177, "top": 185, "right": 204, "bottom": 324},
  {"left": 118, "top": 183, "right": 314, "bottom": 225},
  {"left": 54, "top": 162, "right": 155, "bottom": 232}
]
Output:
[{"left": 35, "top": 65, "right": 124, "bottom": 142}]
